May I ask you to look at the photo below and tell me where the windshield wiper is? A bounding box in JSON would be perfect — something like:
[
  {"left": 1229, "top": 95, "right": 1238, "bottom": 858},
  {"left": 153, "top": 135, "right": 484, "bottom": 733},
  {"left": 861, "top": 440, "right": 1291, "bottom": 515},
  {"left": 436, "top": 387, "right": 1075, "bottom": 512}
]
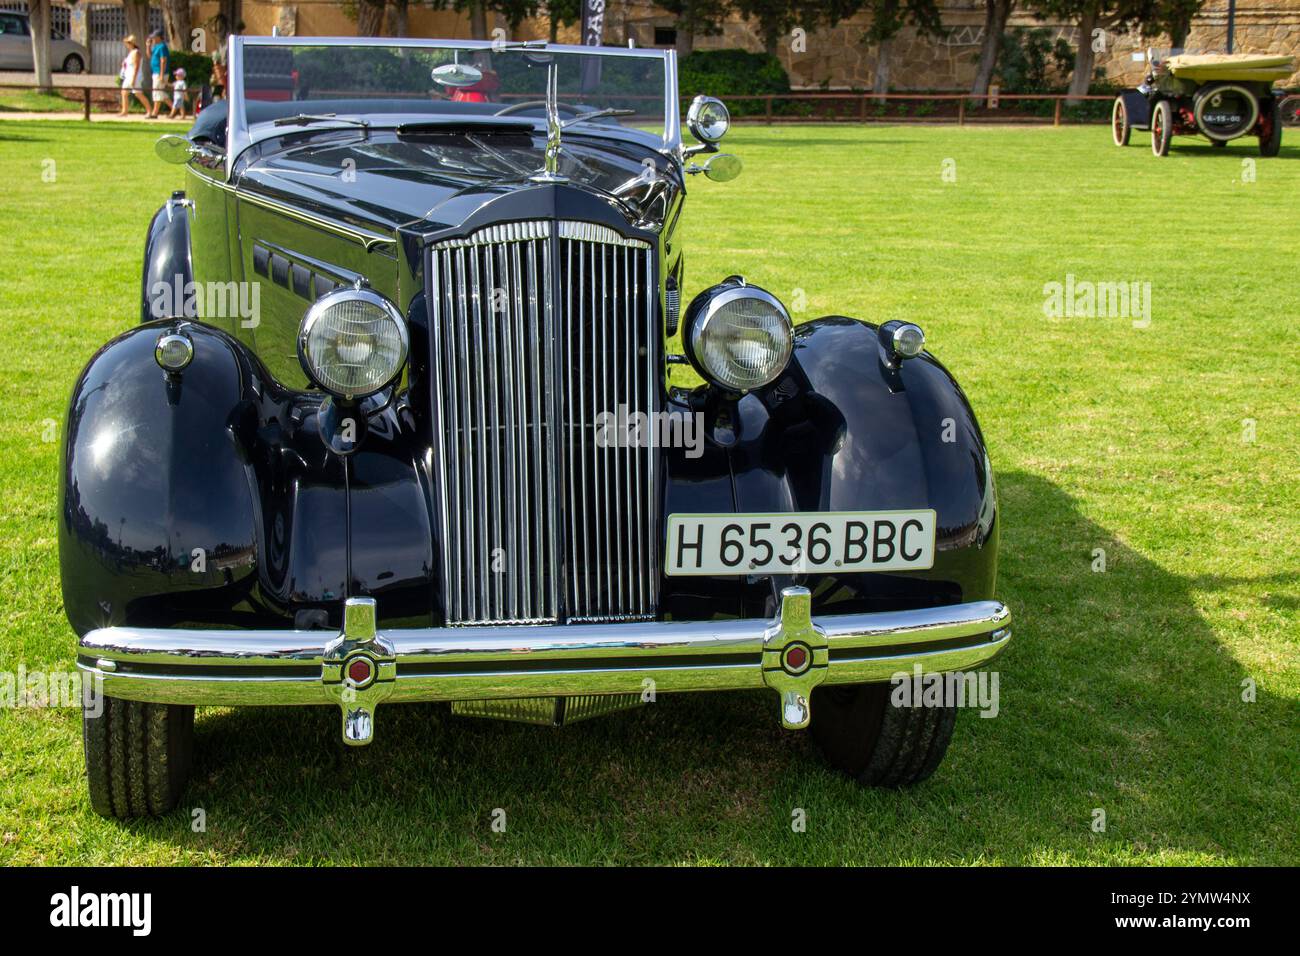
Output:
[
  {"left": 561, "top": 108, "right": 636, "bottom": 129},
  {"left": 396, "top": 118, "right": 535, "bottom": 134},
  {"left": 273, "top": 113, "right": 370, "bottom": 129},
  {"left": 464, "top": 134, "right": 534, "bottom": 177}
]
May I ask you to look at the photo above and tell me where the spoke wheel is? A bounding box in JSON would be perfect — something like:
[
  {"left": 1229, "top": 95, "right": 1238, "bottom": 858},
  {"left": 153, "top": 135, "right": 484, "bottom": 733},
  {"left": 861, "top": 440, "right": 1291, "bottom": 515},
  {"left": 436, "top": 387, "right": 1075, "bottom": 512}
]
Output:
[
  {"left": 1151, "top": 100, "right": 1173, "bottom": 157},
  {"left": 1112, "top": 96, "right": 1131, "bottom": 146}
]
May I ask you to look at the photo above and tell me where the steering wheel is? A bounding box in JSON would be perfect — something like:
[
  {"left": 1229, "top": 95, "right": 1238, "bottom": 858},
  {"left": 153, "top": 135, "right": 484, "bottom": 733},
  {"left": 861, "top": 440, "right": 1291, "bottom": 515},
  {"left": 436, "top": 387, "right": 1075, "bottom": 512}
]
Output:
[{"left": 494, "top": 100, "right": 587, "bottom": 118}]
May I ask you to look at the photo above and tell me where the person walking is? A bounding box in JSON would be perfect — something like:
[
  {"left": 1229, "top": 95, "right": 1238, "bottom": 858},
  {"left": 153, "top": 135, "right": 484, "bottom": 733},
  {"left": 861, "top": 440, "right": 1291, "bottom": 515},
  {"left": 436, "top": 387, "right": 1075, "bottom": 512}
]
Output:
[
  {"left": 146, "top": 29, "right": 170, "bottom": 119},
  {"left": 169, "top": 67, "right": 188, "bottom": 119},
  {"left": 116, "top": 36, "right": 150, "bottom": 117},
  {"left": 210, "top": 25, "right": 229, "bottom": 101}
]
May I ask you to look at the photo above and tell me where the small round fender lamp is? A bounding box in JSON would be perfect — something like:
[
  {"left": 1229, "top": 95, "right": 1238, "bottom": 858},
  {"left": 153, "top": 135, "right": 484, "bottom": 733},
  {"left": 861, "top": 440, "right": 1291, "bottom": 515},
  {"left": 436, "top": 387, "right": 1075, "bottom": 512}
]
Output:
[
  {"left": 155, "top": 331, "right": 194, "bottom": 372},
  {"left": 878, "top": 320, "right": 926, "bottom": 368}
]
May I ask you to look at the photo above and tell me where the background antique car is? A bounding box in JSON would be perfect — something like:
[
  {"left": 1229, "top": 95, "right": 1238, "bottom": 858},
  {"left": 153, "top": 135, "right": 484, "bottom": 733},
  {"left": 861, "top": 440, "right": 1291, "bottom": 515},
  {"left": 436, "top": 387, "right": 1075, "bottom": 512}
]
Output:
[
  {"left": 0, "top": 10, "right": 89, "bottom": 74},
  {"left": 60, "top": 37, "right": 1010, "bottom": 819},
  {"left": 1112, "top": 49, "right": 1296, "bottom": 156}
]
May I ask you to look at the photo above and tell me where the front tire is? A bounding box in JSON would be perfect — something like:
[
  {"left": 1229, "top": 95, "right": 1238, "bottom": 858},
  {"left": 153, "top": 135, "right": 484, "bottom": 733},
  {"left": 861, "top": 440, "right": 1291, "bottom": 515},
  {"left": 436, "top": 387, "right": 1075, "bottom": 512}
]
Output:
[
  {"left": 810, "top": 683, "right": 956, "bottom": 787},
  {"left": 83, "top": 695, "right": 194, "bottom": 818},
  {"left": 1151, "top": 99, "right": 1173, "bottom": 156},
  {"left": 61, "top": 54, "right": 84, "bottom": 74},
  {"left": 1112, "top": 96, "right": 1131, "bottom": 146}
]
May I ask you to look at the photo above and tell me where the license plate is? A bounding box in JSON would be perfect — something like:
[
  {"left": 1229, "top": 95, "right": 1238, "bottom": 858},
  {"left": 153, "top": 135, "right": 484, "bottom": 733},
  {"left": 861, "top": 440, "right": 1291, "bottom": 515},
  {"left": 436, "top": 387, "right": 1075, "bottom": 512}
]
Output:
[{"left": 665, "top": 511, "right": 936, "bottom": 577}]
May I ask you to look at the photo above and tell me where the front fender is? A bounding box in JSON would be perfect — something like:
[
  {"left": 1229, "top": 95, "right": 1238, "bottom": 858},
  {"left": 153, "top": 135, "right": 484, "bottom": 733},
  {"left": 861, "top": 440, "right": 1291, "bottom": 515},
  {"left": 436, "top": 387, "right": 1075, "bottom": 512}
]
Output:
[
  {"left": 61, "top": 321, "right": 268, "bottom": 635},
  {"left": 59, "top": 321, "right": 434, "bottom": 636},
  {"left": 662, "top": 316, "right": 998, "bottom": 619},
  {"left": 140, "top": 195, "right": 196, "bottom": 323},
  {"left": 1121, "top": 89, "right": 1152, "bottom": 130}
]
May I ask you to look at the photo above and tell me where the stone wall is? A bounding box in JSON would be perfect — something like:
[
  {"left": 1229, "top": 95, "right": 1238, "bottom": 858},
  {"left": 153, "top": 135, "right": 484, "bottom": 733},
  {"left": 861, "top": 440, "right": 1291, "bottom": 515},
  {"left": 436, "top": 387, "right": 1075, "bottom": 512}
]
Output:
[
  {"left": 684, "top": 1, "right": 1300, "bottom": 91},
  {"left": 174, "top": 0, "right": 1300, "bottom": 92},
  {"left": 188, "top": 1, "right": 570, "bottom": 44}
]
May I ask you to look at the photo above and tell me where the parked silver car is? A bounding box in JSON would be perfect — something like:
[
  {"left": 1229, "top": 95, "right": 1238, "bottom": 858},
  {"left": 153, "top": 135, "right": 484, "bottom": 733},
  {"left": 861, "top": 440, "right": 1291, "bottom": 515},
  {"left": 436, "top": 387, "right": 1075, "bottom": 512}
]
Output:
[{"left": 0, "top": 11, "right": 89, "bottom": 73}]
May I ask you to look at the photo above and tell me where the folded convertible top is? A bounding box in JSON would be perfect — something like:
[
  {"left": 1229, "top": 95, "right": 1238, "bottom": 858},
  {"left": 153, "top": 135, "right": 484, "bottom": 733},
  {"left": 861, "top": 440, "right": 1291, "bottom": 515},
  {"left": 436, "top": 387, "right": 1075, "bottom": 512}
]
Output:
[{"left": 1166, "top": 53, "right": 1297, "bottom": 83}]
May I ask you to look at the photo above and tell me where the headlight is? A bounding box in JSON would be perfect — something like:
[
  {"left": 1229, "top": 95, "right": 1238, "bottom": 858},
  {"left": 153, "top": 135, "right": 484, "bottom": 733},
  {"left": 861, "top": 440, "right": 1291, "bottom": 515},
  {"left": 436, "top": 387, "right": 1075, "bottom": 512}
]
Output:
[
  {"left": 683, "top": 280, "right": 793, "bottom": 392},
  {"left": 298, "top": 287, "right": 409, "bottom": 400},
  {"left": 687, "top": 95, "right": 731, "bottom": 144}
]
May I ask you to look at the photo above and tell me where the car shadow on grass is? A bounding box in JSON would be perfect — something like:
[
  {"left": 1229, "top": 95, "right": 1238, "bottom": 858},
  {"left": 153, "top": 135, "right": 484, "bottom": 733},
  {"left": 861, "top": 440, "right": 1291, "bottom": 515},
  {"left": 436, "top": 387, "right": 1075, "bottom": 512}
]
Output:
[
  {"left": 1167, "top": 141, "right": 1300, "bottom": 160},
  {"left": 126, "top": 469, "right": 1296, "bottom": 864}
]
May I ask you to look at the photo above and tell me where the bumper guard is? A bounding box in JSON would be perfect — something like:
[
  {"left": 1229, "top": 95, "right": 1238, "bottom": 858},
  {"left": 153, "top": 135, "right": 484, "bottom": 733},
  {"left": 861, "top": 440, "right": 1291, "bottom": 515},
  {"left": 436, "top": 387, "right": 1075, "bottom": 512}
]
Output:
[{"left": 77, "top": 587, "right": 1011, "bottom": 745}]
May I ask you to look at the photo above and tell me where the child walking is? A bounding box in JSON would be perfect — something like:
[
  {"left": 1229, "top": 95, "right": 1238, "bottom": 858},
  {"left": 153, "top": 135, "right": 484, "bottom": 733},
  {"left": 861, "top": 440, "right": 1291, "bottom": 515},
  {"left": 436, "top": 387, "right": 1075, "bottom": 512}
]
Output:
[{"left": 169, "top": 68, "right": 188, "bottom": 119}]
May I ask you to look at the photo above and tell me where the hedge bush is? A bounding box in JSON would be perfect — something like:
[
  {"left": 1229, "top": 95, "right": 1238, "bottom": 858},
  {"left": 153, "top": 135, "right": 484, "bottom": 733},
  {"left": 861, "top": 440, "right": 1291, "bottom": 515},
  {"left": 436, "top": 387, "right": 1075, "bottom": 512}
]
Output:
[
  {"left": 679, "top": 49, "right": 790, "bottom": 116},
  {"left": 169, "top": 50, "right": 213, "bottom": 89}
]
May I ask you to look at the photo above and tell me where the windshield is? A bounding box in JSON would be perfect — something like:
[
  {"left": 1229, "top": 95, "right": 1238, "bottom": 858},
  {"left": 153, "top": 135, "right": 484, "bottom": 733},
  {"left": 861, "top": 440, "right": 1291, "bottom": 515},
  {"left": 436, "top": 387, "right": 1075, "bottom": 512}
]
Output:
[{"left": 234, "top": 39, "right": 672, "bottom": 142}]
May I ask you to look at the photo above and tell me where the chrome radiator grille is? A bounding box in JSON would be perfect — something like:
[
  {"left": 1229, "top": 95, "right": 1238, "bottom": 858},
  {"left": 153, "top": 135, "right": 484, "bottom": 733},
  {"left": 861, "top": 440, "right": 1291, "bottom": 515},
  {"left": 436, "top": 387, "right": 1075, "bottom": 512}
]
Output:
[{"left": 428, "top": 220, "right": 659, "bottom": 625}]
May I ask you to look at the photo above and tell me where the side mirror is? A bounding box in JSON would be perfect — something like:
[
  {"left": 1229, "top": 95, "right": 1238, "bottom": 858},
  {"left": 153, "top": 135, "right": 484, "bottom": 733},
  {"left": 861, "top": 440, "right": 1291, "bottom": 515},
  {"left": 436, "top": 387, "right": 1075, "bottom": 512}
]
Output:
[
  {"left": 155, "top": 134, "right": 193, "bottom": 165},
  {"left": 702, "top": 153, "right": 742, "bottom": 182},
  {"left": 686, "top": 152, "right": 743, "bottom": 181}
]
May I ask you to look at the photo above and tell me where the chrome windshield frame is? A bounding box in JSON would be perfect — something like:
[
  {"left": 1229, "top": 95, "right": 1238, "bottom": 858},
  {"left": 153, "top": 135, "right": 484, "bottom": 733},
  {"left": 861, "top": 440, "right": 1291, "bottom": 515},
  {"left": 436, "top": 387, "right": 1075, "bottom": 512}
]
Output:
[{"left": 225, "top": 35, "right": 681, "bottom": 181}]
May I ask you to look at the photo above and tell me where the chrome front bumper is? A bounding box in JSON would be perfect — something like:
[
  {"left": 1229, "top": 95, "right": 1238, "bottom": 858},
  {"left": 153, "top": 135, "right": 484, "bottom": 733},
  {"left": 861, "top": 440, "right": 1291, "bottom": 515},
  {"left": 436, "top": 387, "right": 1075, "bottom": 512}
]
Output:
[{"left": 77, "top": 587, "right": 1011, "bottom": 745}]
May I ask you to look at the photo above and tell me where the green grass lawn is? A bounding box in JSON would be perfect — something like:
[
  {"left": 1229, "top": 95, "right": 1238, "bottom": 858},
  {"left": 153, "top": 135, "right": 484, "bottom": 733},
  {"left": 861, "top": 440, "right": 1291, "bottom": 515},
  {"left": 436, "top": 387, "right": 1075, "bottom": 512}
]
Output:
[
  {"left": 0, "top": 89, "right": 84, "bottom": 113},
  {"left": 0, "top": 120, "right": 1296, "bottom": 865}
]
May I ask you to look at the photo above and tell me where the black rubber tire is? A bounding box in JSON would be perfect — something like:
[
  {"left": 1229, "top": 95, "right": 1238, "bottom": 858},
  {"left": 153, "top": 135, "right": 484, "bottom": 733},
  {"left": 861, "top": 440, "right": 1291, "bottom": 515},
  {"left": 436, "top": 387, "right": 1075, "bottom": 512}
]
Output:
[
  {"left": 61, "top": 54, "right": 84, "bottom": 74},
  {"left": 1259, "top": 99, "right": 1282, "bottom": 157},
  {"left": 1111, "top": 96, "right": 1130, "bottom": 146},
  {"left": 810, "top": 683, "right": 957, "bottom": 787},
  {"left": 1151, "top": 99, "right": 1173, "bottom": 157},
  {"left": 83, "top": 696, "right": 194, "bottom": 818}
]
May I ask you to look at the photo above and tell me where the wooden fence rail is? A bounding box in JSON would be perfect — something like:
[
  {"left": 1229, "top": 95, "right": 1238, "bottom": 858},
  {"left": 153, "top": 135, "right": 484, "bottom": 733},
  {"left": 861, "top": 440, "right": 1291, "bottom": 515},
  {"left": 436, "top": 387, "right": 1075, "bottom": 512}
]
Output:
[
  {"left": 4, "top": 81, "right": 1297, "bottom": 129},
  {"left": 711, "top": 92, "right": 1117, "bottom": 126}
]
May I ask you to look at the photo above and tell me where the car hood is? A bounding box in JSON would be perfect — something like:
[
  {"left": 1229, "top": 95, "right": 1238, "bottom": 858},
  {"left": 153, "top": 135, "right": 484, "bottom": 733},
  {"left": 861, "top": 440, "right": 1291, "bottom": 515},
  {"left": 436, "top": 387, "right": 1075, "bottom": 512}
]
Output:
[{"left": 235, "top": 128, "right": 676, "bottom": 236}]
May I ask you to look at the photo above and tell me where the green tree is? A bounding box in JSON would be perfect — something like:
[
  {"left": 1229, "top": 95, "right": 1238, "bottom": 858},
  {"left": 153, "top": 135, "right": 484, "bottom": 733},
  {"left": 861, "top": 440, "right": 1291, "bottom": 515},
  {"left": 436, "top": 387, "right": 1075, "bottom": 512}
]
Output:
[
  {"left": 657, "top": 1, "right": 733, "bottom": 57},
  {"left": 441, "top": 0, "right": 541, "bottom": 38},
  {"left": 123, "top": 0, "right": 152, "bottom": 53},
  {"left": 343, "top": 0, "right": 539, "bottom": 39},
  {"left": 1026, "top": 0, "right": 1158, "bottom": 101},
  {"left": 546, "top": 0, "right": 582, "bottom": 42},
  {"left": 161, "top": 0, "right": 192, "bottom": 51},
  {"left": 28, "top": 0, "right": 51, "bottom": 90},
  {"left": 863, "top": 0, "right": 943, "bottom": 95},
  {"left": 996, "top": 26, "right": 1074, "bottom": 91},
  {"left": 1149, "top": 0, "right": 1204, "bottom": 48},
  {"left": 971, "top": 0, "right": 1015, "bottom": 98},
  {"left": 734, "top": 0, "right": 867, "bottom": 56},
  {"left": 386, "top": 0, "right": 411, "bottom": 36},
  {"left": 355, "top": 0, "right": 386, "bottom": 35}
]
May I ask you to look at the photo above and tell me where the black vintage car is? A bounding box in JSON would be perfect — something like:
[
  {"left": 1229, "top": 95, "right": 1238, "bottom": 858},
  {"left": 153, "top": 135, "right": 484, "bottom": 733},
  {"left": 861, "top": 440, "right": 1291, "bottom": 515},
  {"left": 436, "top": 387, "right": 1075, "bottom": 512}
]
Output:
[
  {"left": 61, "top": 37, "right": 1010, "bottom": 818},
  {"left": 1112, "top": 49, "right": 1295, "bottom": 156}
]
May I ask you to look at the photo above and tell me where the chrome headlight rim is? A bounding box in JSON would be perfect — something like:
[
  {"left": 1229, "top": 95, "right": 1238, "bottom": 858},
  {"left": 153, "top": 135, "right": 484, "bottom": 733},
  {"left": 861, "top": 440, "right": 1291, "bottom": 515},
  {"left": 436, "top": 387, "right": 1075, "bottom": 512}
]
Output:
[
  {"left": 297, "top": 286, "right": 410, "bottom": 401},
  {"left": 687, "top": 95, "right": 731, "bottom": 145},
  {"left": 684, "top": 281, "right": 794, "bottom": 394}
]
